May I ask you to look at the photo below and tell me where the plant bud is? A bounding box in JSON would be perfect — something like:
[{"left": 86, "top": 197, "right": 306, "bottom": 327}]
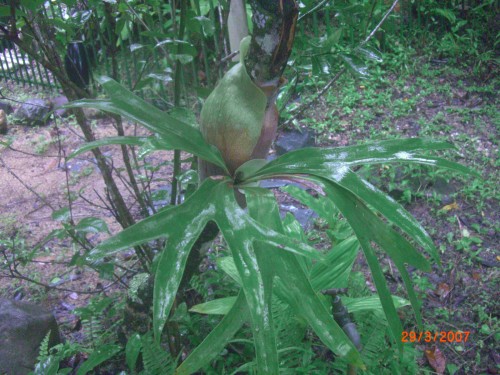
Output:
[{"left": 200, "top": 37, "right": 277, "bottom": 176}]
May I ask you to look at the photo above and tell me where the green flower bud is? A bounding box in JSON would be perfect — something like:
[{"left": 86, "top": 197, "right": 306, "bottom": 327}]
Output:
[{"left": 200, "top": 37, "right": 269, "bottom": 175}]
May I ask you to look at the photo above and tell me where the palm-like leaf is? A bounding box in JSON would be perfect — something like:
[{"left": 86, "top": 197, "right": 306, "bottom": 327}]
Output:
[
  {"left": 72, "top": 79, "right": 476, "bottom": 373},
  {"left": 237, "top": 140, "right": 476, "bottom": 348},
  {"left": 64, "top": 77, "right": 227, "bottom": 171}
]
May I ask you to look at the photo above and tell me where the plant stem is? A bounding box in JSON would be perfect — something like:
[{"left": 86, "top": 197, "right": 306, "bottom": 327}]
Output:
[{"left": 170, "top": 0, "right": 187, "bottom": 206}]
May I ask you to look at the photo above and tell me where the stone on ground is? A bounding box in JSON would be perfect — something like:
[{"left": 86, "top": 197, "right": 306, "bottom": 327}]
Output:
[{"left": 0, "top": 299, "right": 61, "bottom": 375}]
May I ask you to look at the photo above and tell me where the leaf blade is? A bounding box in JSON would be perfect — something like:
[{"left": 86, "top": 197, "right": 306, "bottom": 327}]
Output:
[
  {"left": 176, "top": 292, "right": 248, "bottom": 375},
  {"left": 245, "top": 188, "right": 364, "bottom": 368},
  {"left": 64, "top": 77, "right": 226, "bottom": 170}
]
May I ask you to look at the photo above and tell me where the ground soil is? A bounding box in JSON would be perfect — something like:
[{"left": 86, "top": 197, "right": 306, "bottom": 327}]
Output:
[{"left": 0, "top": 58, "right": 498, "bottom": 374}]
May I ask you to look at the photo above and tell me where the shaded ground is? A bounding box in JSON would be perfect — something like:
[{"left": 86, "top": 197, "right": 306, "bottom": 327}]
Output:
[{"left": 0, "top": 55, "right": 498, "bottom": 374}]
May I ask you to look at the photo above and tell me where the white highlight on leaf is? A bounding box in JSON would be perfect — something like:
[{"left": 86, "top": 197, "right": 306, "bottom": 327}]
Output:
[
  {"left": 331, "top": 165, "right": 349, "bottom": 182},
  {"left": 395, "top": 151, "right": 412, "bottom": 159}
]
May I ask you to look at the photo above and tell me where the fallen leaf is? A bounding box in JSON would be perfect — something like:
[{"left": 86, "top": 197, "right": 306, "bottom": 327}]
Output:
[
  {"left": 425, "top": 347, "right": 446, "bottom": 374},
  {"left": 436, "top": 283, "right": 451, "bottom": 299},
  {"left": 472, "top": 272, "right": 481, "bottom": 280},
  {"left": 441, "top": 202, "right": 459, "bottom": 212}
]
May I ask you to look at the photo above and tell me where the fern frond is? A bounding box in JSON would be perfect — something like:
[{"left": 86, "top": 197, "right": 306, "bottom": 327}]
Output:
[
  {"left": 141, "top": 333, "right": 175, "bottom": 375},
  {"left": 36, "top": 331, "right": 52, "bottom": 363}
]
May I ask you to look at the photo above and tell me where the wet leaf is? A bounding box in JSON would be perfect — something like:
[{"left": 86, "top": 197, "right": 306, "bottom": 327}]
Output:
[
  {"left": 76, "top": 344, "right": 121, "bottom": 375},
  {"left": 245, "top": 188, "right": 364, "bottom": 368},
  {"left": 341, "top": 54, "right": 369, "bottom": 77},
  {"left": 155, "top": 39, "right": 197, "bottom": 56},
  {"left": 190, "top": 297, "right": 237, "bottom": 315},
  {"left": 125, "top": 333, "right": 142, "bottom": 372},
  {"left": 74, "top": 217, "right": 109, "bottom": 234},
  {"left": 425, "top": 347, "right": 446, "bottom": 374},
  {"left": 176, "top": 292, "right": 248, "bottom": 375},
  {"left": 440, "top": 202, "right": 459, "bottom": 212},
  {"left": 247, "top": 138, "right": 476, "bottom": 182},
  {"left": 342, "top": 295, "right": 409, "bottom": 313},
  {"left": 310, "top": 237, "right": 359, "bottom": 291},
  {"left": 64, "top": 77, "right": 226, "bottom": 171},
  {"left": 52, "top": 207, "right": 70, "bottom": 222},
  {"left": 354, "top": 46, "right": 383, "bottom": 62},
  {"left": 68, "top": 136, "right": 151, "bottom": 160}
]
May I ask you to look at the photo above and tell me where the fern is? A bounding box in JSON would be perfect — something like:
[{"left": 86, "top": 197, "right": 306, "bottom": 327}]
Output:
[
  {"left": 74, "top": 296, "right": 122, "bottom": 351},
  {"left": 31, "top": 336, "right": 81, "bottom": 375},
  {"left": 36, "top": 331, "right": 52, "bottom": 363},
  {"left": 327, "top": 311, "right": 418, "bottom": 375},
  {"left": 128, "top": 273, "right": 151, "bottom": 304},
  {"left": 140, "top": 333, "right": 175, "bottom": 375}
]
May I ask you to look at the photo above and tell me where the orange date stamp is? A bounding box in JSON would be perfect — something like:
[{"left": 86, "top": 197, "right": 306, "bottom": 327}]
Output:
[{"left": 402, "top": 331, "right": 470, "bottom": 343}]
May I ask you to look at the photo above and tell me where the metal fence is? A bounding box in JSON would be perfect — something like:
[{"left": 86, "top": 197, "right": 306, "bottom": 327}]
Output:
[{"left": 0, "top": 43, "right": 59, "bottom": 90}]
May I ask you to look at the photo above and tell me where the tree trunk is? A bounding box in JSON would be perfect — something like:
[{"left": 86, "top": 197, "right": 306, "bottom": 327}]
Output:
[{"left": 227, "top": 0, "right": 249, "bottom": 61}]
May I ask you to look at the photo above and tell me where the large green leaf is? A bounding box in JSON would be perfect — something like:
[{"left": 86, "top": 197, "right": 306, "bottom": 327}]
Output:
[
  {"left": 309, "top": 236, "right": 360, "bottom": 291},
  {"left": 236, "top": 138, "right": 477, "bottom": 340},
  {"left": 178, "top": 183, "right": 327, "bottom": 373},
  {"left": 189, "top": 296, "right": 238, "bottom": 315},
  {"left": 85, "top": 178, "right": 219, "bottom": 262},
  {"left": 245, "top": 188, "right": 364, "bottom": 368},
  {"left": 64, "top": 77, "right": 226, "bottom": 171},
  {"left": 316, "top": 178, "right": 415, "bottom": 349},
  {"left": 67, "top": 136, "right": 150, "bottom": 160},
  {"left": 218, "top": 256, "right": 242, "bottom": 285},
  {"left": 176, "top": 292, "right": 248, "bottom": 375},
  {"left": 87, "top": 178, "right": 322, "bottom": 346},
  {"left": 125, "top": 333, "right": 142, "bottom": 372},
  {"left": 84, "top": 178, "right": 218, "bottom": 340},
  {"left": 247, "top": 138, "right": 477, "bottom": 181},
  {"left": 230, "top": 238, "right": 277, "bottom": 374},
  {"left": 343, "top": 295, "right": 410, "bottom": 313},
  {"left": 213, "top": 188, "right": 279, "bottom": 373},
  {"left": 76, "top": 344, "right": 121, "bottom": 375},
  {"left": 340, "top": 171, "right": 440, "bottom": 265},
  {"left": 153, "top": 217, "right": 213, "bottom": 339},
  {"left": 214, "top": 185, "right": 323, "bottom": 263},
  {"left": 281, "top": 184, "right": 339, "bottom": 228}
]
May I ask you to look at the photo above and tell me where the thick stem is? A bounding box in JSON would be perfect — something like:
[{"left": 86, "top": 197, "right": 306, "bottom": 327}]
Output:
[
  {"left": 245, "top": 0, "right": 298, "bottom": 90},
  {"left": 227, "top": 0, "right": 249, "bottom": 61}
]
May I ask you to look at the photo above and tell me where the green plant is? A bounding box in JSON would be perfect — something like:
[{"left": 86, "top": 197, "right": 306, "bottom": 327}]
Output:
[
  {"left": 31, "top": 296, "right": 123, "bottom": 375},
  {"left": 64, "top": 72, "right": 475, "bottom": 373}
]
